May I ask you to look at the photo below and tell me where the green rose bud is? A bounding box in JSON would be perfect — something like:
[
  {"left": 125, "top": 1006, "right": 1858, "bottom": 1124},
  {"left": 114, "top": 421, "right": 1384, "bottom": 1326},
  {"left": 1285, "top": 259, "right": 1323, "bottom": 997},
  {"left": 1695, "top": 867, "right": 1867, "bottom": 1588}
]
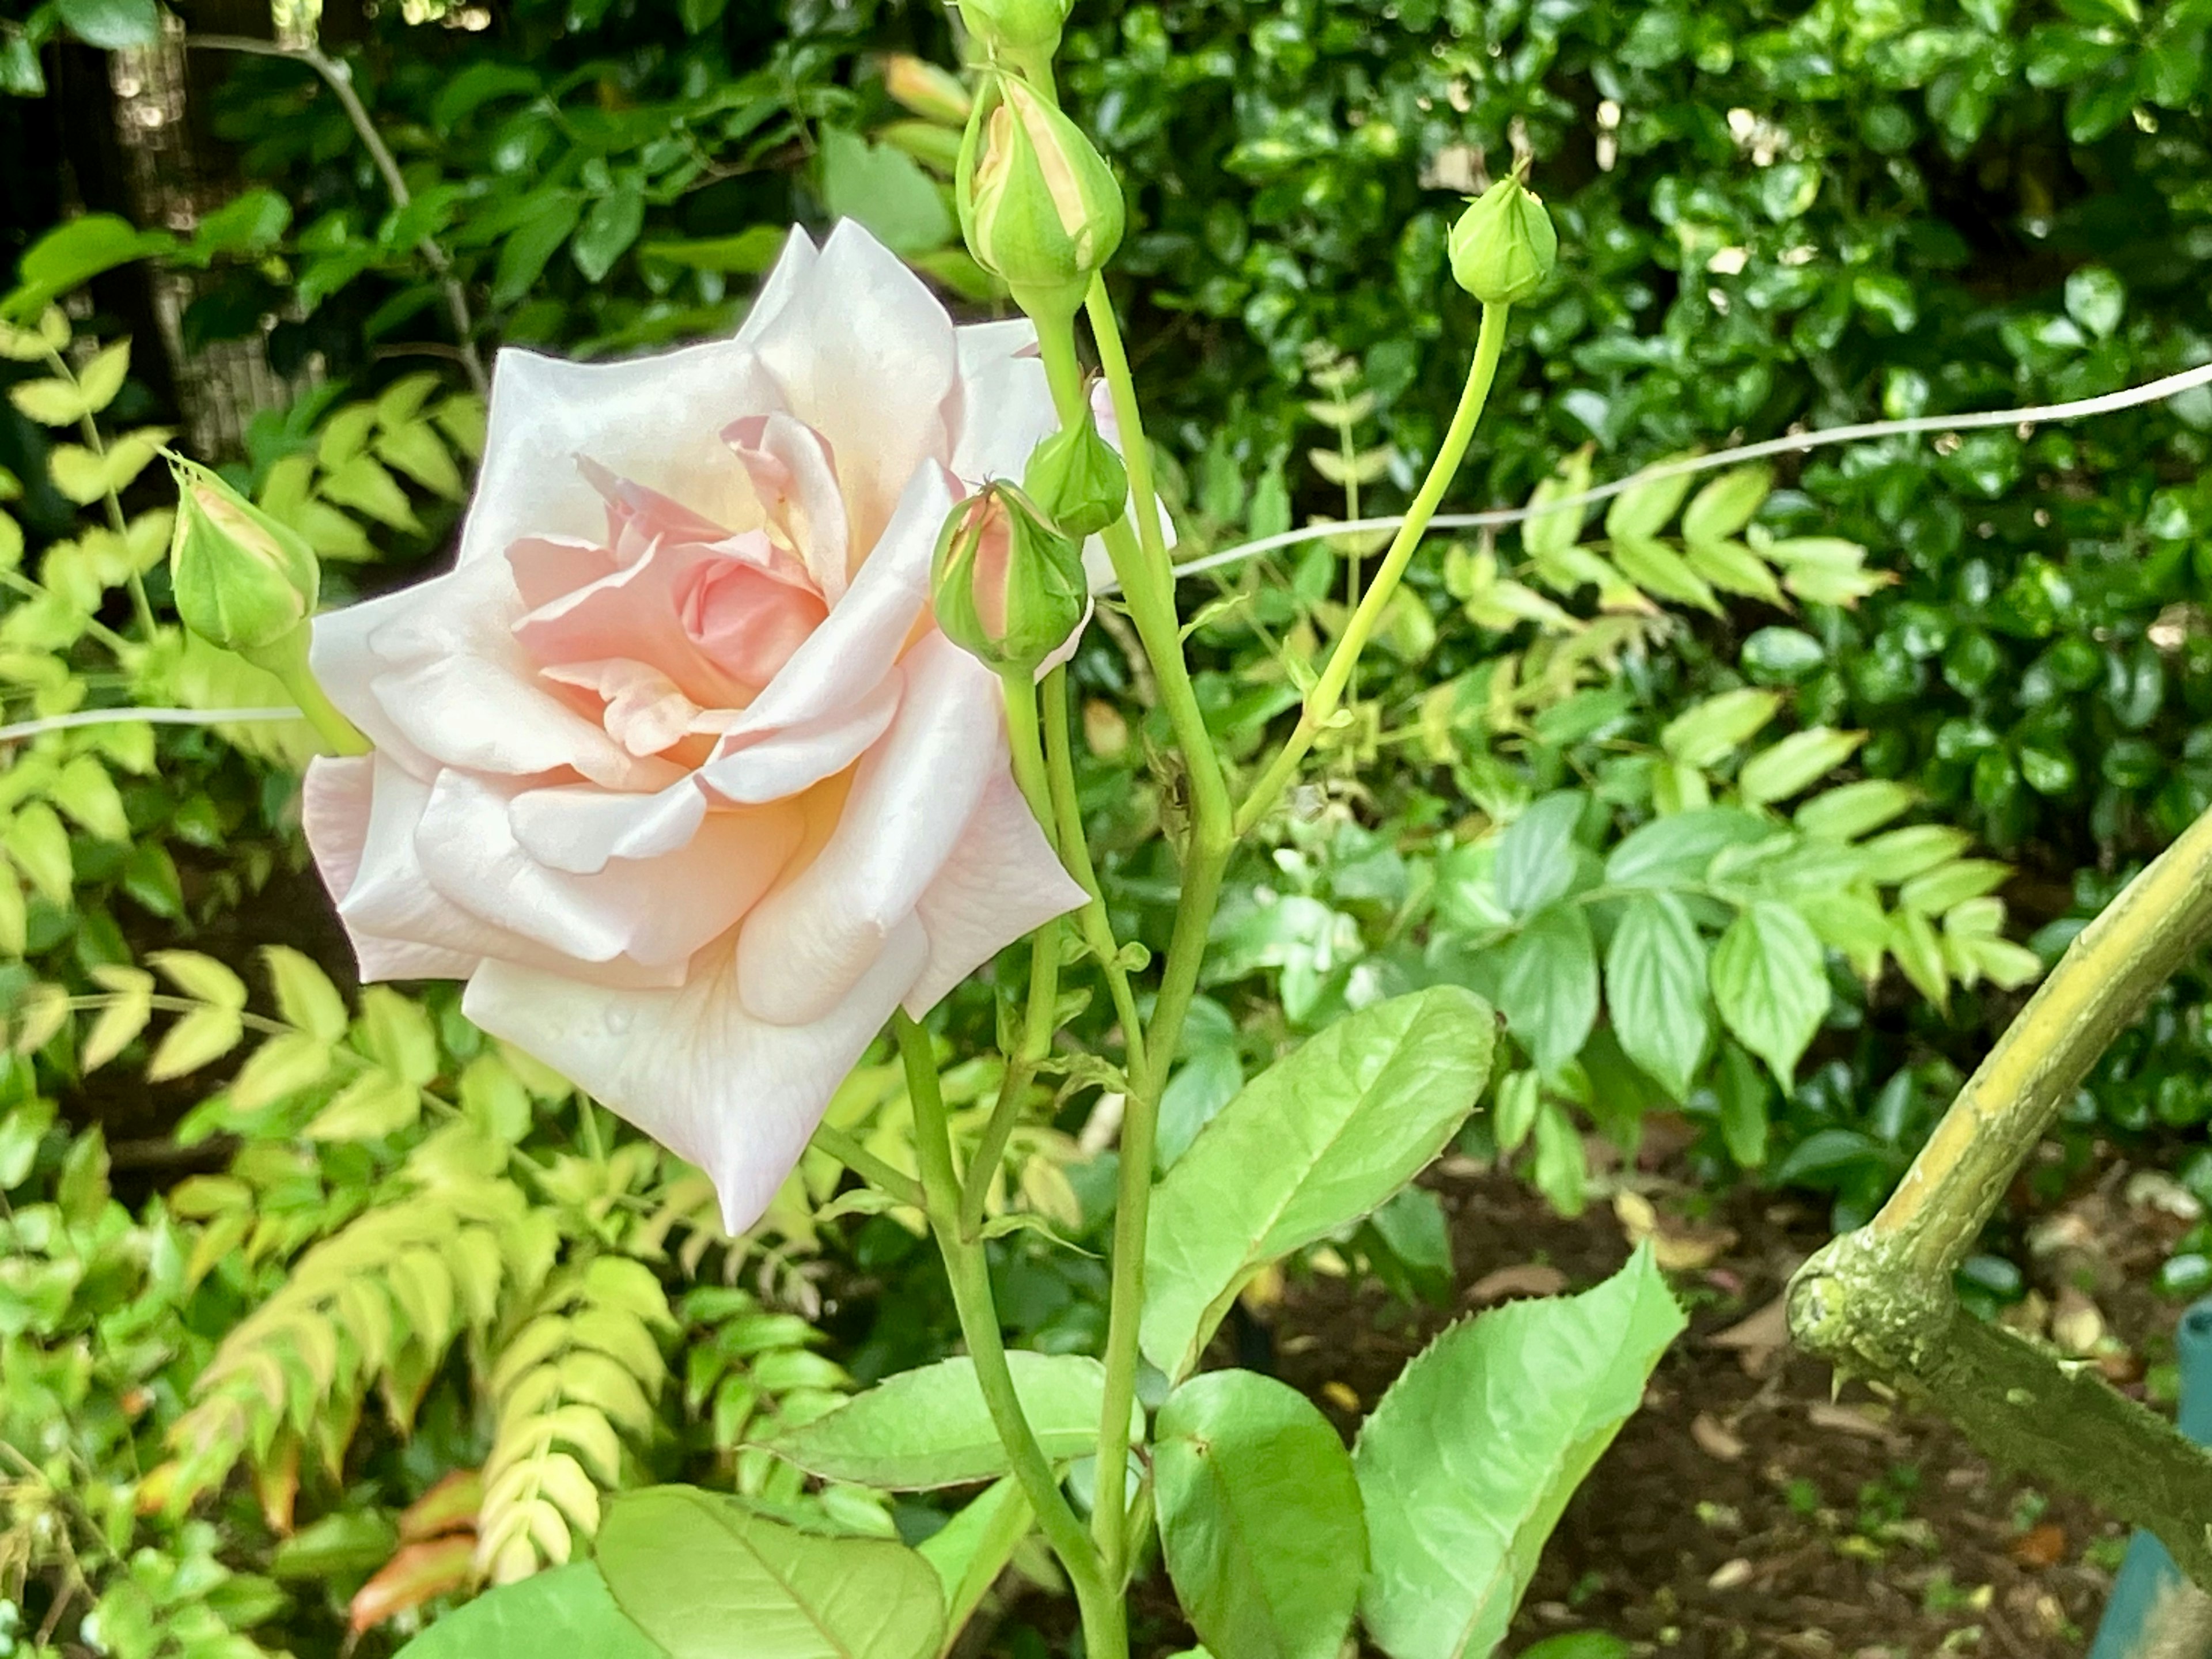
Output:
[
  {"left": 1448, "top": 172, "right": 1558, "bottom": 305},
  {"left": 166, "top": 454, "right": 320, "bottom": 654},
  {"left": 957, "top": 77, "right": 1125, "bottom": 324},
  {"left": 931, "top": 481, "right": 1088, "bottom": 676},
  {"left": 957, "top": 0, "right": 1069, "bottom": 57},
  {"left": 1022, "top": 415, "right": 1127, "bottom": 539},
  {"left": 884, "top": 53, "right": 971, "bottom": 127}
]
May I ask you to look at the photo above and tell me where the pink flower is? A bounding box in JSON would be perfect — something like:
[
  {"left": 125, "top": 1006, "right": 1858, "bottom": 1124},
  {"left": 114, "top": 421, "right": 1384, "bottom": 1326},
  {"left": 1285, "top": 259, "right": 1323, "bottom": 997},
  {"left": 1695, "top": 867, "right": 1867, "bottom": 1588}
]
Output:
[{"left": 302, "top": 222, "right": 1088, "bottom": 1232}]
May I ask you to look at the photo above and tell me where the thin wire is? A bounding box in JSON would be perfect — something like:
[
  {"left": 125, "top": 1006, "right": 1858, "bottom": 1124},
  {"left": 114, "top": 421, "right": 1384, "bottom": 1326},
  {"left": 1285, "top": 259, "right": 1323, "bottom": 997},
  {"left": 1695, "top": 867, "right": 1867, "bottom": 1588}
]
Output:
[
  {"left": 1152, "top": 358, "right": 2212, "bottom": 589},
  {"left": 0, "top": 706, "right": 302, "bottom": 744}
]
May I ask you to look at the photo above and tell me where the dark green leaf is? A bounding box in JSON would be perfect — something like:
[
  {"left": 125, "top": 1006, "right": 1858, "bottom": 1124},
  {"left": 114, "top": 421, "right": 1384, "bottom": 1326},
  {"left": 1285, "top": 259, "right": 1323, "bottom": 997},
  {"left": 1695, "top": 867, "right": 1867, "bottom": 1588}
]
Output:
[
  {"left": 1154, "top": 1369, "right": 1366, "bottom": 1659},
  {"left": 492, "top": 192, "right": 583, "bottom": 309},
  {"left": 572, "top": 183, "right": 646, "bottom": 283},
  {"left": 56, "top": 0, "right": 158, "bottom": 50}
]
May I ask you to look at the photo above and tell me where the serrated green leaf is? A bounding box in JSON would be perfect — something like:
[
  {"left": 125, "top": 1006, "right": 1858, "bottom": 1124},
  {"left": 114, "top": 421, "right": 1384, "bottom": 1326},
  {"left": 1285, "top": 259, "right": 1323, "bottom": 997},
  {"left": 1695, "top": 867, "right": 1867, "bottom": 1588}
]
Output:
[
  {"left": 918, "top": 1478, "right": 1031, "bottom": 1642},
  {"left": 817, "top": 127, "right": 953, "bottom": 257},
  {"left": 1612, "top": 536, "right": 1720, "bottom": 613},
  {"left": 230, "top": 1032, "right": 335, "bottom": 1113},
  {"left": 1353, "top": 1249, "right": 1684, "bottom": 1659},
  {"left": 1793, "top": 781, "right": 1918, "bottom": 842},
  {"left": 306, "top": 1070, "right": 421, "bottom": 1140},
  {"left": 1142, "top": 987, "right": 1495, "bottom": 1380},
  {"left": 1684, "top": 536, "right": 1785, "bottom": 604},
  {"left": 760, "top": 1354, "right": 1131, "bottom": 1490},
  {"left": 1154, "top": 1369, "right": 1365, "bottom": 1659},
  {"left": 149, "top": 949, "right": 248, "bottom": 1008},
  {"left": 1737, "top": 728, "right": 1866, "bottom": 808},
  {"left": 1710, "top": 901, "right": 1830, "bottom": 1084},
  {"left": 51, "top": 755, "right": 129, "bottom": 840},
  {"left": 357, "top": 985, "right": 439, "bottom": 1084},
  {"left": 149, "top": 1007, "right": 245, "bottom": 1081},
  {"left": 1679, "top": 464, "right": 1771, "bottom": 543},
  {"left": 1495, "top": 903, "right": 1599, "bottom": 1075},
  {"left": 1899, "top": 859, "right": 2010, "bottom": 915},
  {"left": 1493, "top": 791, "right": 1586, "bottom": 918},
  {"left": 1660, "top": 690, "right": 1781, "bottom": 770},
  {"left": 262, "top": 945, "right": 349, "bottom": 1040},
  {"left": 9, "top": 378, "right": 90, "bottom": 426},
  {"left": 74, "top": 339, "right": 129, "bottom": 414},
  {"left": 1521, "top": 451, "right": 1593, "bottom": 562},
  {"left": 597, "top": 1486, "right": 942, "bottom": 1659},
  {"left": 83, "top": 984, "right": 153, "bottom": 1071},
  {"left": 1601, "top": 456, "right": 1696, "bottom": 541},
  {"left": 374, "top": 421, "right": 467, "bottom": 501},
  {"left": 1494, "top": 1069, "right": 1540, "bottom": 1155},
  {"left": 4, "top": 802, "right": 73, "bottom": 903},
  {"left": 1604, "top": 892, "right": 1709, "bottom": 1101},
  {"left": 321, "top": 454, "right": 421, "bottom": 532},
  {"left": 393, "top": 1564, "right": 660, "bottom": 1659}
]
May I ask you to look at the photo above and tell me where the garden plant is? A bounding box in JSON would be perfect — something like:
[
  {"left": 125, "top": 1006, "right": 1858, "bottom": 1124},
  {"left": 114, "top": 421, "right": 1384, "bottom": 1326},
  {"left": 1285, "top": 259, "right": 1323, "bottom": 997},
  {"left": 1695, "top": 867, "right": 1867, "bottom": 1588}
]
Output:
[{"left": 5, "top": 0, "right": 2212, "bottom": 1654}]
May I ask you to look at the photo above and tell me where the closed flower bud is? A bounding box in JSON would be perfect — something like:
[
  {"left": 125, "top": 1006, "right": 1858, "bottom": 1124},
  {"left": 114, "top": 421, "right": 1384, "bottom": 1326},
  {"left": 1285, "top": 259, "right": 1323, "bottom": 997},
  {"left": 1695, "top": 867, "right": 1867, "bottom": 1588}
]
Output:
[
  {"left": 166, "top": 454, "right": 320, "bottom": 653},
  {"left": 957, "top": 78, "right": 1124, "bottom": 324},
  {"left": 883, "top": 53, "right": 971, "bottom": 126},
  {"left": 931, "top": 482, "right": 1088, "bottom": 675},
  {"left": 1022, "top": 416, "right": 1127, "bottom": 539},
  {"left": 1448, "top": 172, "right": 1558, "bottom": 305},
  {"left": 957, "top": 0, "right": 1069, "bottom": 56}
]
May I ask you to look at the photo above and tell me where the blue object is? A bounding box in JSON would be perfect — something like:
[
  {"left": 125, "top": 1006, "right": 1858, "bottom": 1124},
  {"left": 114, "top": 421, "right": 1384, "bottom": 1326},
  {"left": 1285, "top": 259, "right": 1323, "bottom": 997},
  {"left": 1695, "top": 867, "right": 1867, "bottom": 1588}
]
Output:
[{"left": 2088, "top": 1295, "right": 2212, "bottom": 1658}]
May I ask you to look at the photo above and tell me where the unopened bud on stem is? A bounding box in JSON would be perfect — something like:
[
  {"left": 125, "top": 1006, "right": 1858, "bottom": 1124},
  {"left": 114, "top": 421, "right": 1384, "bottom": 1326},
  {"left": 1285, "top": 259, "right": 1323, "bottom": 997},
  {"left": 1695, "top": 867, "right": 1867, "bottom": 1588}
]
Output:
[
  {"left": 931, "top": 481, "right": 1088, "bottom": 676},
  {"left": 883, "top": 54, "right": 972, "bottom": 126},
  {"left": 957, "top": 77, "right": 1124, "bottom": 325},
  {"left": 1448, "top": 171, "right": 1558, "bottom": 306},
  {"left": 958, "top": 0, "right": 1069, "bottom": 59},
  {"left": 166, "top": 455, "right": 320, "bottom": 654},
  {"left": 1023, "top": 414, "right": 1127, "bottom": 539}
]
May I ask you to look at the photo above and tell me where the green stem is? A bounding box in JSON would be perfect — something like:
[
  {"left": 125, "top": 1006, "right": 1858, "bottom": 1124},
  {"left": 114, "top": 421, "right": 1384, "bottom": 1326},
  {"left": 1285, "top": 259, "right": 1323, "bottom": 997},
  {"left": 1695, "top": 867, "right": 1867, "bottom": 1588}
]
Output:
[
  {"left": 999, "top": 668, "right": 1057, "bottom": 836},
  {"left": 959, "top": 919, "right": 1059, "bottom": 1239},
  {"left": 809, "top": 1123, "right": 926, "bottom": 1212},
  {"left": 1236, "top": 301, "right": 1512, "bottom": 836},
  {"left": 1042, "top": 297, "right": 1238, "bottom": 1583},
  {"left": 895, "top": 1013, "right": 1117, "bottom": 1633},
  {"left": 1041, "top": 668, "right": 1146, "bottom": 1072},
  {"left": 244, "top": 626, "right": 371, "bottom": 757}
]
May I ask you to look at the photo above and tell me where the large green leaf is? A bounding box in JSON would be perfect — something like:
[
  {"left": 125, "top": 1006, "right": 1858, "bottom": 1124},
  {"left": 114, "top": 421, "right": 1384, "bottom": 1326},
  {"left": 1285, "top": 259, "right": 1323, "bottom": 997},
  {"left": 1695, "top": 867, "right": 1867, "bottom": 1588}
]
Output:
[
  {"left": 56, "top": 0, "right": 159, "bottom": 51},
  {"left": 597, "top": 1487, "right": 942, "bottom": 1659},
  {"left": 758, "top": 1353, "right": 1135, "bottom": 1489},
  {"left": 819, "top": 126, "right": 955, "bottom": 255},
  {"left": 916, "top": 1478, "right": 1031, "bottom": 1645},
  {"left": 1601, "top": 892, "right": 1709, "bottom": 1100},
  {"left": 1709, "top": 900, "right": 1830, "bottom": 1084},
  {"left": 1141, "top": 987, "right": 1494, "bottom": 1380},
  {"left": 1353, "top": 1249, "right": 1684, "bottom": 1659},
  {"left": 1491, "top": 791, "right": 1586, "bottom": 918},
  {"left": 1493, "top": 904, "right": 1597, "bottom": 1074},
  {"left": 1153, "top": 1369, "right": 1366, "bottom": 1659},
  {"left": 395, "top": 1564, "right": 662, "bottom": 1659}
]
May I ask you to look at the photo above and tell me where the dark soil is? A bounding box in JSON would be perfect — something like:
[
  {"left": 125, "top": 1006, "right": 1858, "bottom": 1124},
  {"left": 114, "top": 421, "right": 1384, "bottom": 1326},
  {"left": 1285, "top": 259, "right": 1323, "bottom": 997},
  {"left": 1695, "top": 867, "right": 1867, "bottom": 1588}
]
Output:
[{"left": 1235, "top": 1147, "right": 2183, "bottom": 1659}]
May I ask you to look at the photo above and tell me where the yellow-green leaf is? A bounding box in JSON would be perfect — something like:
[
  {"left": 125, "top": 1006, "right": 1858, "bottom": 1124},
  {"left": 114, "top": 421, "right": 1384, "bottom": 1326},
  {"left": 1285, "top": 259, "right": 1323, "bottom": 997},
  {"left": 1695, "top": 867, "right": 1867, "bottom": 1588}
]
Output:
[{"left": 149, "top": 1006, "right": 245, "bottom": 1081}]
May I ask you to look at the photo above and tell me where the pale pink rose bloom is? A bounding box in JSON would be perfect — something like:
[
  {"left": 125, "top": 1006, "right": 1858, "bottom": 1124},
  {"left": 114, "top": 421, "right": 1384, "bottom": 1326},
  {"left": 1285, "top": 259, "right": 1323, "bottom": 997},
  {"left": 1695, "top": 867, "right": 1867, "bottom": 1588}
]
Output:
[{"left": 302, "top": 221, "right": 1089, "bottom": 1232}]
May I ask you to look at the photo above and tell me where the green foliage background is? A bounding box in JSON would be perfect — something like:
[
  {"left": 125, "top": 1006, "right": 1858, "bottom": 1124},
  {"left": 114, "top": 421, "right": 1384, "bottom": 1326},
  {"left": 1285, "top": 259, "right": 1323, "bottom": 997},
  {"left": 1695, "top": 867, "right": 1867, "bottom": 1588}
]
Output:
[{"left": 4, "top": 0, "right": 2212, "bottom": 1649}]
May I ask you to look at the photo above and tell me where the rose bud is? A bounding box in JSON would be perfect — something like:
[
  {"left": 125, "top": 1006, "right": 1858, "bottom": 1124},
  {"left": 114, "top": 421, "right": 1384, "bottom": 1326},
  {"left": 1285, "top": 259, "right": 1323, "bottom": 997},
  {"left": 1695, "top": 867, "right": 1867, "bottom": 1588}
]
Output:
[
  {"left": 956, "top": 77, "right": 1125, "bottom": 323},
  {"left": 931, "top": 481, "right": 1088, "bottom": 676},
  {"left": 1448, "top": 171, "right": 1558, "bottom": 306},
  {"left": 166, "top": 454, "right": 320, "bottom": 653},
  {"left": 882, "top": 53, "right": 971, "bottom": 126},
  {"left": 1022, "top": 415, "right": 1127, "bottom": 539},
  {"left": 957, "top": 0, "right": 1070, "bottom": 57}
]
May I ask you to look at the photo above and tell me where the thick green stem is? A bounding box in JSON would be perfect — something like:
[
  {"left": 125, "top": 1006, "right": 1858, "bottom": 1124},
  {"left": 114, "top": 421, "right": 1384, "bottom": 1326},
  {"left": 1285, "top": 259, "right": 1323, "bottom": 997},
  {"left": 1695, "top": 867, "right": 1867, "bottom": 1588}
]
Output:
[
  {"left": 244, "top": 626, "right": 370, "bottom": 757},
  {"left": 895, "top": 1013, "right": 1114, "bottom": 1626},
  {"left": 1236, "top": 301, "right": 1512, "bottom": 836},
  {"left": 1874, "top": 798, "right": 2212, "bottom": 1281},
  {"left": 1789, "top": 801, "right": 2212, "bottom": 1599},
  {"left": 1041, "top": 668, "right": 1146, "bottom": 1071}
]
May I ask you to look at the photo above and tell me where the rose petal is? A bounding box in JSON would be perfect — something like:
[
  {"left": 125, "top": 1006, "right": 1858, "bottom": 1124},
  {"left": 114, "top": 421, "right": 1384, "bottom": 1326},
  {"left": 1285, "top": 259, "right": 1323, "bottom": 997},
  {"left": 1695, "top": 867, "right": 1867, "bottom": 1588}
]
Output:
[
  {"left": 507, "top": 778, "right": 711, "bottom": 876},
  {"left": 903, "top": 768, "right": 1087, "bottom": 1016},
  {"left": 415, "top": 769, "right": 803, "bottom": 971},
  {"left": 698, "top": 671, "right": 901, "bottom": 806},
  {"left": 706, "top": 462, "right": 950, "bottom": 755},
  {"left": 745, "top": 219, "right": 959, "bottom": 567},
  {"left": 324, "top": 756, "right": 677, "bottom": 986},
  {"left": 726, "top": 412, "right": 851, "bottom": 602},
  {"left": 735, "top": 633, "right": 999, "bottom": 1026},
  {"left": 948, "top": 333, "right": 1055, "bottom": 487},
  {"left": 513, "top": 538, "right": 760, "bottom": 711},
  {"left": 462, "top": 916, "right": 928, "bottom": 1234}
]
